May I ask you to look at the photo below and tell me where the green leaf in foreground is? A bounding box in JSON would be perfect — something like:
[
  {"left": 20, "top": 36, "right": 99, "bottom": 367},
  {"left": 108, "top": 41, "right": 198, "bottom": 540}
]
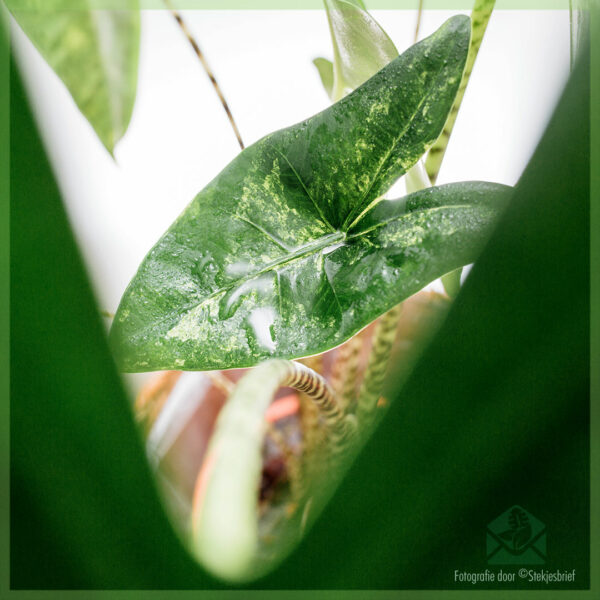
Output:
[
  {"left": 111, "top": 16, "right": 509, "bottom": 373},
  {"left": 7, "top": 0, "right": 140, "bottom": 153}
]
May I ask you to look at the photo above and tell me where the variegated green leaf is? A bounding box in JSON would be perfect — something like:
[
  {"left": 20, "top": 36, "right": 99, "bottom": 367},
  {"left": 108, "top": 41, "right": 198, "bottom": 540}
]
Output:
[
  {"left": 323, "top": 0, "right": 398, "bottom": 101},
  {"left": 111, "top": 16, "right": 509, "bottom": 373},
  {"left": 7, "top": 0, "right": 140, "bottom": 153}
]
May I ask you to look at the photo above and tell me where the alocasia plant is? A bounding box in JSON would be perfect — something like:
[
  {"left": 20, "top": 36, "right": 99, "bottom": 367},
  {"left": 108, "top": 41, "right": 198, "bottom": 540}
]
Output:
[
  {"left": 152, "top": 7, "right": 509, "bottom": 581},
  {"left": 110, "top": 15, "right": 511, "bottom": 373}
]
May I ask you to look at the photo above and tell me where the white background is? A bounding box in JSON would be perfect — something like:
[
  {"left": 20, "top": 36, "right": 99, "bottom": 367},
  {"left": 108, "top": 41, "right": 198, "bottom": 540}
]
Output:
[{"left": 12, "top": 9, "right": 571, "bottom": 386}]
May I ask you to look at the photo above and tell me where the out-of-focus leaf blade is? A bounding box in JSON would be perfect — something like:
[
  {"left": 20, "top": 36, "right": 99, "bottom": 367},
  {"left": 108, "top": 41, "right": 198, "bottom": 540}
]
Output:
[
  {"left": 110, "top": 17, "right": 486, "bottom": 373},
  {"left": 324, "top": 0, "right": 398, "bottom": 100},
  {"left": 7, "top": 0, "right": 140, "bottom": 153},
  {"left": 312, "top": 57, "right": 334, "bottom": 99},
  {"left": 10, "top": 58, "right": 216, "bottom": 588}
]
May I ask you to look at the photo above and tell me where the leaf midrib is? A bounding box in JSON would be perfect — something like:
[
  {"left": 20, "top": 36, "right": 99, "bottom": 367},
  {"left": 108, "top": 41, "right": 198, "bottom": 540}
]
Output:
[
  {"left": 341, "top": 32, "right": 468, "bottom": 232},
  {"left": 133, "top": 202, "right": 481, "bottom": 342},
  {"left": 346, "top": 203, "right": 473, "bottom": 239},
  {"left": 131, "top": 231, "right": 346, "bottom": 340}
]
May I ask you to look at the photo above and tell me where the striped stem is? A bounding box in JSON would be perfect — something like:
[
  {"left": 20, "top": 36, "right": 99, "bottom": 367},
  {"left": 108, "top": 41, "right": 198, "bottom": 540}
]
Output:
[
  {"left": 336, "top": 334, "right": 364, "bottom": 413},
  {"left": 356, "top": 304, "right": 402, "bottom": 428},
  {"left": 192, "top": 359, "right": 354, "bottom": 581},
  {"left": 278, "top": 361, "right": 355, "bottom": 448},
  {"left": 300, "top": 353, "right": 324, "bottom": 377},
  {"left": 295, "top": 356, "right": 326, "bottom": 495},
  {"left": 341, "top": 335, "right": 364, "bottom": 413},
  {"left": 425, "top": 0, "right": 495, "bottom": 184}
]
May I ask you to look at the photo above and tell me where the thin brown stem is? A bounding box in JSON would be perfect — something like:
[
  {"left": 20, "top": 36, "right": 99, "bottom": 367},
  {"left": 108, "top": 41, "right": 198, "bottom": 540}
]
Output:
[
  {"left": 279, "top": 361, "right": 353, "bottom": 446},
  {"left": 165, "top": 2, "right": 245, "bottom": 151}
]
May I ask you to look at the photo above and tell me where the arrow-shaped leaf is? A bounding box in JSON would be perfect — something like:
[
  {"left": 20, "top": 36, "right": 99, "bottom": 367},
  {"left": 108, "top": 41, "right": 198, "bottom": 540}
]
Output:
[
  {"left": 7, "top": 0, "right": 140, "bottom": 153},
  {"left": 110, "top": 16, "right": 509, "bottom": 372}
]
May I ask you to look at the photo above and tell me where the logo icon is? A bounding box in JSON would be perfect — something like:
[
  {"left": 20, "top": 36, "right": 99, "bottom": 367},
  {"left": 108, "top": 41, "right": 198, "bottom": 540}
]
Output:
[{"left": 486, "top": 505, "right": 546, "bottom": 564}]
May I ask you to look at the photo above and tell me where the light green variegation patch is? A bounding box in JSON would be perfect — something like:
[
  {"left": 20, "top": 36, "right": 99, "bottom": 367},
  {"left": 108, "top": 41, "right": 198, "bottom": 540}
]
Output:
[{"left": 110, "top": 17, "right": 510, "bottom": 373}]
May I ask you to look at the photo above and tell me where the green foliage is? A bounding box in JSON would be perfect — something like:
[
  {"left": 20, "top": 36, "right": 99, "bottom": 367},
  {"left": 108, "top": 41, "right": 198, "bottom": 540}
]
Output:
[
  {"left": 6, "top": 0, "right": 140, "bottom": 153},
  {"left": 110, "top": 16, "right": 508, "bottom": 373},
  {"left": 9, "top": 38, "right": 590, "bottom": 588},
  {"left": 425, "top": 0, "right": 496, "bottom": 184},
  {"left": 312, "top": 56, "right": 334, "bottom": 99},
  {"left": 320, "top": 0, "right": 398, "bottom": 101}
]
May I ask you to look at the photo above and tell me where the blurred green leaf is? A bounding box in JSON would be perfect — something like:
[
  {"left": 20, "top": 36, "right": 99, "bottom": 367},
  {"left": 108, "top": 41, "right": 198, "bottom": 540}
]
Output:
[
  {"left": 323, "top": 0, "right": 398, "bottom": 101},
  {"left": 110, "top": 17, "right": 476, "bottom": 373},
  {"left": 312, "top": 56, "right": 334, "bottom": 99},
  {"left": 6, "top": 0, "right": 140, "bottom": 153},
  {"left": 9, "top": 58, "right": 216, "bottom": 588}
]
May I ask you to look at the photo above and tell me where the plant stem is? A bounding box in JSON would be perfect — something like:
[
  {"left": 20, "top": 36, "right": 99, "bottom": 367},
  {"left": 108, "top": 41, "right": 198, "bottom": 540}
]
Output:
[
  {"left": 192, "top": 359, "right": 355, "bottom": 580},
  {"left": 164, "top": 1, "right": 245, "bottom": 151},
  {"left": 300, "top": 353, "right": 323, "bottom": 377},
  {"left": 405, "top": 158, "right": 431, "bottom": 194},
  {"left": 356, "top": 304, "right": 402, "bottom": 428},
  {"left": 329, "top": 333, "right": 363, "bottom": 412},
  {"left": 425, "top": 0, "right": 495, "bottom": 184},
  {"left": 414, "top": 0, "right": 424, "bottom": 43},
  {"left": 279, "top": 361, "right": 355, "bottom": 447}
]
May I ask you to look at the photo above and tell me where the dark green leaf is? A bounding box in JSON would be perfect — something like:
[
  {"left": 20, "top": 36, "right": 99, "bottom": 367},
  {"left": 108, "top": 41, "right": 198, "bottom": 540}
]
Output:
[
  {"left": 7, "top": 0, "right": 140, "bottom": 153},
  {"left": 110, "top": 16, "right": 501, "bottom": 373}
]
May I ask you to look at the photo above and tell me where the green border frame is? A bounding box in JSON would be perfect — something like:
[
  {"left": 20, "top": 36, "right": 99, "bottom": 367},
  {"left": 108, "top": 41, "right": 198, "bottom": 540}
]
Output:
[
  {"left": 1, "top": 2, "right": 597, "bottom": 598},
  {"left": 1, "top": 4, "right": 9, "bottom": 599},
  {"left": 590, "top": 3, "right": 599, "bottom": 600}
]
